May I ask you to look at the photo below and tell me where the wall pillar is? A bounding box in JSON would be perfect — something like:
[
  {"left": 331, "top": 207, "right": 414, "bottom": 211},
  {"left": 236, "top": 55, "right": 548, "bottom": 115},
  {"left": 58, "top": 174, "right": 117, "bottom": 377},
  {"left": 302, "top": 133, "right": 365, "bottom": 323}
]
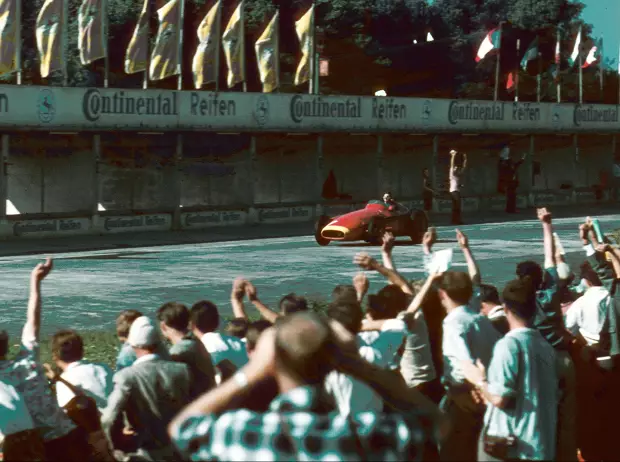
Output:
[
  {"left": 172, "top": 133, "right": 183, "bottom": 231},
  {"left": 92, "top": 134, "right": 101, "bottom": 226},
  {"left": 0, "top": 134, "right": 8, "bottom": 220},
  {"left": 377, "top": 135, "right": 384, "bottom": 197},
  {"left": 431, "top": 135, "right": 439, "bottom": 212},
  {"left": 247, "top": 136, "right": 259, "bottom": 224},
  {"left": 316, "top": 135, "right": 324, "bottom": 201}
]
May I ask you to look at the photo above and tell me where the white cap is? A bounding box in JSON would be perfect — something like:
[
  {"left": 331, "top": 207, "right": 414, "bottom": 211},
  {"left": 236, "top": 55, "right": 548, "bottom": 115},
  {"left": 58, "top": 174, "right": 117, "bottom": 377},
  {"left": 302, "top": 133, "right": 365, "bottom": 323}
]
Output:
[
  {"left": 556, "top": 262, "right": 573, "bottom": 281},
  {"left": 127, "top": 316, "right": 161, "bottom": 348}
]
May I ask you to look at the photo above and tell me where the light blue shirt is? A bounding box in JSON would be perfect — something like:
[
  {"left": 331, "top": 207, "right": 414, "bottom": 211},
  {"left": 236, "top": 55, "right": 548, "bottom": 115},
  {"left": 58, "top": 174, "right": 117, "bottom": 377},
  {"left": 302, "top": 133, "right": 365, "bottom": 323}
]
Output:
[
  {"left": 485, "top": 328, "right": 558, "bottom": 460},
  {"left": 442, "top": 305, "right": 500, "bottom": 387},
  {"left": 0, "top": 381, "right": 34, "bottom": 438}
]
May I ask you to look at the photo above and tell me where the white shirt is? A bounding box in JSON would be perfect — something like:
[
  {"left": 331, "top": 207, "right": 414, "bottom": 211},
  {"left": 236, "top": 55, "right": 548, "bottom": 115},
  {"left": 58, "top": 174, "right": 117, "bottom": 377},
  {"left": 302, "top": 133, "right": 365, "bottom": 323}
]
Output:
[
  {"left": 0, "top": 381, "right": 35, "bottom": 438},
  {"left": 56, "top": 360, "right": 114, "bottom": 410},
  {"left": 449, "top": 169, "right": 460, "bottom": 192},
  {"left": 400, "top": 311, "right": 436, "bottom": 387},
  {"left": 358, "top": 314, "right": 410, "bottom": 370},
  {"left": 201, "top": 332, "right": 248, "bottom": 369},
  {"left": 442, "top": 305, "right": 501, "bottom": 387},
  {"left": 324, "top": 341, "right": 384, "bottom": 416},
  {"left": 488, "top": 305, "right": 506, "bottom": 320},
  {"left": 564, "top": 286, "right": 610, "bottom": 346}
]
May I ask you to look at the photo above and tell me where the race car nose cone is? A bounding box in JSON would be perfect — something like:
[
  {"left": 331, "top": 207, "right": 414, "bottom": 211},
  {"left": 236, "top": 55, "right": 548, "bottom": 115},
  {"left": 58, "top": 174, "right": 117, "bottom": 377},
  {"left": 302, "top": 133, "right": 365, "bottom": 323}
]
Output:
[{"left": 321, "top": 225, "right": 349, "bottom": 240}]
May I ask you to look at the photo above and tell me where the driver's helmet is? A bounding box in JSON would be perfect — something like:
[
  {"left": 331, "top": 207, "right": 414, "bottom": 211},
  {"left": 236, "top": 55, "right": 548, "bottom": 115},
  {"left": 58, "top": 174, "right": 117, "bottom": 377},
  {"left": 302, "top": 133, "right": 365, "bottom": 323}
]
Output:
[{"left": 383, "top": 192, "right": 393, "bottom": 203}]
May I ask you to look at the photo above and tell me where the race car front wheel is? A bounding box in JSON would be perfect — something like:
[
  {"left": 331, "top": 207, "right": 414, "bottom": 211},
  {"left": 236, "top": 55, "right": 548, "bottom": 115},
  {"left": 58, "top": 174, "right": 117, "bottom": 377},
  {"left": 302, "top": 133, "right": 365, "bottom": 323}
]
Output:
[{"left": 315, "top": 215, "right": 331, "bottom": 246}]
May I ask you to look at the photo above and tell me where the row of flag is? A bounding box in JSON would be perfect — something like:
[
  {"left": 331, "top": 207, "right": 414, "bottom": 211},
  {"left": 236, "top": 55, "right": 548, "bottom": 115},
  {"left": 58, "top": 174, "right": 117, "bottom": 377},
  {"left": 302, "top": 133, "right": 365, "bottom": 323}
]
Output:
[
  {"left": 475, "top": 25, "right": 604, "bottom": 100},
  {"left": 0, "top": 0, "right": 318, "bottom": 92}
]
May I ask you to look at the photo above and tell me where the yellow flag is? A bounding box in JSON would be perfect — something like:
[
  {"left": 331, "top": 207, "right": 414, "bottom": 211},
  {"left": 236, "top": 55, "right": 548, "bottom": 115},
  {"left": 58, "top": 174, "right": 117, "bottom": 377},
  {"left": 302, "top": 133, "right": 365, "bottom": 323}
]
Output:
[
  {"left": 0, "top": 0, "right": 18, "bottom": 76},
  {"left": 78, "top": 0, "right": 106, "bottom": 65},
  {"left": 192, "top": 0, "right": 221, "bottom": 89},
  {"left": 125, "top": 0, "right": 149, "bottom": 74},
  {"left": 222, "top": 1, "right": 243, "bottom": 88},
  {"left": 36, "top": 0, "right": 64, "bottom": 78},
  {"left": 149, "top": 0, "right": 183, "bottom": 81},
  {"left": 254, "top": 11, "right": 278, "bottom": 93},
  {"left": 294, "top": 5, "right": 314, "bottom": 86}
]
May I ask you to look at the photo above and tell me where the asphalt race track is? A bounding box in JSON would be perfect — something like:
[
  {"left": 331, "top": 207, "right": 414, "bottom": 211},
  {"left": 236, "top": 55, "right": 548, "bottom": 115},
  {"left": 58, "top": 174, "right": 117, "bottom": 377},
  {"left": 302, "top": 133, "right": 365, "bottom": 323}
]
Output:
[{"left": 0, "top": 212, "right": 619, "bottom": 336}]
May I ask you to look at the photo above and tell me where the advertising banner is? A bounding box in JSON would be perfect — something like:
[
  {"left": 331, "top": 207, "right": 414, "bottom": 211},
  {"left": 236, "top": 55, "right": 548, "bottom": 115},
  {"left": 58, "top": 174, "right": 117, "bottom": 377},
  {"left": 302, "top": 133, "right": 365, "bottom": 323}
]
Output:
[{"left": 181, "top": 210, "right": 247, "bottom": 229}]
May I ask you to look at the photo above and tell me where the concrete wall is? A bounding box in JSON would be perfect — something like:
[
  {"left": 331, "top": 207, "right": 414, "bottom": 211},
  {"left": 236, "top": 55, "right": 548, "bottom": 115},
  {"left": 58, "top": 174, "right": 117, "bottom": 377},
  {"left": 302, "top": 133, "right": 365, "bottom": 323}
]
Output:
[
  {"left": 254, "top": 134, "right": 317, "bottom": 204},
  {"left": 7, "top": 134, "right": 94, "bottom": 215},
  {"left": 100, "top": 133, "right": 177, "bottom": 211},
  {"left": 381, "top": 135, "right": 434, "bottom": 198},
  {"left": 575, "top": 135, "right": 613, "bottom": 189},
  {"left": 181, "top": 133, "right": 252, "bottom": 207},
  {"left": 322, "top": 134, "right": 379, "bottom": 202}
]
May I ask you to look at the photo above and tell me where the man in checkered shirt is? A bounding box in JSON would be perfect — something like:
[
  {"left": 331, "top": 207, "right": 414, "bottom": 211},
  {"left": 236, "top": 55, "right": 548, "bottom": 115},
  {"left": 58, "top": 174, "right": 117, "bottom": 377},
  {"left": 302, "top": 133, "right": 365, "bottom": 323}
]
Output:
[{"left": 169, "top": 311, "right": 444, "bottom": 461}]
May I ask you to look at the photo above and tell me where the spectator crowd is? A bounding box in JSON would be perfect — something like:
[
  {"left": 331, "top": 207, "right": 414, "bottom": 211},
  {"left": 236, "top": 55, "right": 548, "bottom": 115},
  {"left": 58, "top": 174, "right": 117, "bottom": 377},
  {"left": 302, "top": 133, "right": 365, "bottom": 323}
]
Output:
[{"left": 1, "top": 207, "right": 620, "bottom": 461}]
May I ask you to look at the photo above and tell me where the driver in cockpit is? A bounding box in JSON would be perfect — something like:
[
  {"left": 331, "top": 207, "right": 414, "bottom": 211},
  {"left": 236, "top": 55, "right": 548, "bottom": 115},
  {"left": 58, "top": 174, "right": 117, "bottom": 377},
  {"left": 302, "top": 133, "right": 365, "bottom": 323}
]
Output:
[{"left": 382, "top": 192, "right": 408, "bottom": 214}]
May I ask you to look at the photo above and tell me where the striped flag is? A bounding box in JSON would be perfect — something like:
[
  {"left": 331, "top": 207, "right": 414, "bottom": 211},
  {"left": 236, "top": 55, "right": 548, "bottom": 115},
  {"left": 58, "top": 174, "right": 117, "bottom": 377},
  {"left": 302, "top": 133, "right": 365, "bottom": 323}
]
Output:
[
  {"left": 520, "top": 37, "right": 538, "bottom": 71},
  {"left": 125, "top": 0, "right": 149, "bottom": 74},
  {"left": 582, "top": 38, "right": 602, "bottom": 68},
  {"left": 294, "top": 4, "right": 314, "bottom": 86},
  {"left": 0, "top": 0, "right": 19, "bottom": 76},
  {"left": 78, "top": 0, "right": 106, "bottom": 65},
  {"left": 36, "top": 0, "right": 64, "bottom": 78},
  {"left": 506, "top": 72, "right": 515, "bottom": 91},
  {"left": 568, "top": 29, "right": 581, "bottom": 66},
  {"left": 255, "top": 10, "right": 278, "bottom": 92},
  {"left": 475, "top": 28, "right": 501, "bottom": 62},
  {"left": 222, "top": 1, "right": 244, "bottom": 88},
  {"left": 149, "top": 0, "right": 184, "bottom": 81},
  {"left": 192, "top": 0, "right": 221, "bottom": 89}
]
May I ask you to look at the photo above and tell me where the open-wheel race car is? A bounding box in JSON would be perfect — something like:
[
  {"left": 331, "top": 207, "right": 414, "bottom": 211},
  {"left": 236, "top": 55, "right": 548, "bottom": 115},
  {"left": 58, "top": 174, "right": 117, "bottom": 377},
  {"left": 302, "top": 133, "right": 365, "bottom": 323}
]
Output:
[{"left": 315, "top": 200, "right": 429, "bottom": 246}]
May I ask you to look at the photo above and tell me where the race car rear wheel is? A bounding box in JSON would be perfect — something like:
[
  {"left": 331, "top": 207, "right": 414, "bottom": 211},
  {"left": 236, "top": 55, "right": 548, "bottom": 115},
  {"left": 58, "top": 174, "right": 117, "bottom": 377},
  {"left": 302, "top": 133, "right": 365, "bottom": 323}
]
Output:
[
  {"left": 409, "top": 210, "right": 429, "bottom": 244},
  {"left": 366, "top": 218, "right": 384, "bottom": 245},
  {"left": 315, "top": 215, "right": 331, "bottom": 246}
]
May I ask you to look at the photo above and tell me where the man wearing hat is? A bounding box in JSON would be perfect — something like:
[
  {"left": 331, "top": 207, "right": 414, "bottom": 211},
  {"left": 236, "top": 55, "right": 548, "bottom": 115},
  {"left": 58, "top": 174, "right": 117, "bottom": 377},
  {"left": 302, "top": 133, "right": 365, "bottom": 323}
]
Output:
[{"left": 102, "top": 316, "right": 192, "bottom": 461}]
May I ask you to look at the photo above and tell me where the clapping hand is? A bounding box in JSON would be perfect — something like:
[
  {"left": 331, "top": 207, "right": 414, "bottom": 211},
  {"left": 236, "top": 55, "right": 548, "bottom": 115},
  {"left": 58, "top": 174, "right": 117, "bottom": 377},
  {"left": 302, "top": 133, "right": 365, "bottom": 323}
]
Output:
[
  {"left": 455, "top": 229, "right": 469, "bottom": 249},
  {"left": 353, "top": 272, "right": 369, "bottom": 300},
  {"left": 354, "top": 253, "right": 378, "bottom": 271}
]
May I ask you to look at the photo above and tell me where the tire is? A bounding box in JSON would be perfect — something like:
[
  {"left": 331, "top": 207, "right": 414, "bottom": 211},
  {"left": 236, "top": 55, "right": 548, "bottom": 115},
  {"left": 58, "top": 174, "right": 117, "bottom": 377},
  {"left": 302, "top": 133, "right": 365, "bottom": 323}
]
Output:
[
  {"left": 409, "top": 210, "right": 429, "bottom": 244},
  {"left": 366, "top": 218, "right": 384, "bottom": 245},
  {"left": 315, "top": 215, "right": 331, "bottom": 246}
]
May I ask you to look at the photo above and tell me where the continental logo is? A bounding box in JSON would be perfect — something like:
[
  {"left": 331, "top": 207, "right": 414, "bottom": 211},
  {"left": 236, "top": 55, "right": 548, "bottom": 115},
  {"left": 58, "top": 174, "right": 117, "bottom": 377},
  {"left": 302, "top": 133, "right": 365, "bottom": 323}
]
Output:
[
  {"left": 574, "top": 104, "right": 619, "bottom": 126},
  {"left": 290, "top": 95, "right": 362, "bottom": 123},
  {"left": 13, "top": 219, "right": 83, "bottom": 236},
  {"left": 258, "top": 207, "right": 311, "bottom": 221},
  {"left": 104, "top": 216, "right": 168, "bottom": 231},
  {"left": 83, "top": 89, "right": 179, "bottom": 122},
  {"left": 448, "top": 101, "right": 504, "bottom": 124},
  {"left": 184, "top": 212, "right": 244, "bottom": 227}
]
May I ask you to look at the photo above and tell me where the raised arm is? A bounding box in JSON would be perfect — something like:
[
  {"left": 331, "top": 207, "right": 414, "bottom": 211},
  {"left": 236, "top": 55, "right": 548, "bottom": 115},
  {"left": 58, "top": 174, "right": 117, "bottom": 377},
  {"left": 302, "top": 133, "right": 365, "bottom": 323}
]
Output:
[
  {"left": 23, "top": 258, "right": 53, "bottom": 343},
  {"left": 354, "top": 253, "right": 413, "bottom": 295},
  {"left": 580, "top": 222, "right": 617, "bottom": 292},
  {"left": 538, "top": 208, "right": 555, "bottom": 269},
  {"left": 450, "top": 150, "right": 456, "bottom": 172},
  {"left": 230, "top": 278, "right": 249, "bottom": 320},
  {"left": 456, "top": 229, "right": 480, "bottom": 285},
  {"left": 406, "top": 271, "right": 441, "bottom": 316},
  {"left": 245, "top": 282, "right": 280, "bottom": 324},
  {"left": 381, "top": 231, "right": 396, "bottom": 272}
]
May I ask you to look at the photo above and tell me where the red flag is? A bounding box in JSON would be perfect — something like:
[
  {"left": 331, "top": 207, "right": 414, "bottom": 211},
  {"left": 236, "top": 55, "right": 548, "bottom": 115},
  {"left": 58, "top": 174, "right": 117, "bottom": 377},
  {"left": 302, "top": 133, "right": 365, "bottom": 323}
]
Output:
[{"left": 506, "top": 72, "right": 515, "bottom": 91}]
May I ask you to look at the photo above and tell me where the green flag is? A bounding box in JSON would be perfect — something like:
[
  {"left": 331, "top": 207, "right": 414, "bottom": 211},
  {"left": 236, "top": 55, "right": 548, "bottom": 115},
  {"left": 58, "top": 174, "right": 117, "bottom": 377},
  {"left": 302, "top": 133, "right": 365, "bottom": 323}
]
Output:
[{"left": 520, "top": 37, "right": 538, "bottom": 71}]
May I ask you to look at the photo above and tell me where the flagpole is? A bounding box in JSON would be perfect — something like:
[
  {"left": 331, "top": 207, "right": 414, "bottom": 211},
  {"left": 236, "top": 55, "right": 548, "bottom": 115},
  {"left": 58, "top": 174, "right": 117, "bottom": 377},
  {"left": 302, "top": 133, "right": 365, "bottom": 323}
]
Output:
[
  {"left": 15, "top": 0, "right": 22, "bottom": 85},
  {"left": 556, "top": 28, "right": 561, "bottom": 103},
  {"left": 579, "top": 32, "right": 583, "bottom": 104},
  {"left": 515, "top": 39, "right": 520, "bottom": 102},
  {"left": 275, "top": 9, "right": 280, "bottom": 92},
  {"left": 600, "top": 35, "right": 604, "bottom": 100},
  {"left": 215, "top": 1, "right": 221, "bottom": 92},
  {"left": 62, "top": 0, "right": 69, "bottom": 86},
  {"left": 618, "top": 45, "right": 620, "bottom": 104},
  {"left": 103, "top": 0, "right": 109, "bottom": 88},
  {"left": 176, "top": 0, "right": 185, "bottom": 91},
  {"left": 493, "top": 22, "right": 503, "bottom": 102},
  {"left": 309, "top": 1, "right": 316, "bottom": 95},
  {"left": 143, "top": 0, "right": 151, "bottom": 90},
  {"left": 240, "top": 1, "right": 247, "bottom": 92}
]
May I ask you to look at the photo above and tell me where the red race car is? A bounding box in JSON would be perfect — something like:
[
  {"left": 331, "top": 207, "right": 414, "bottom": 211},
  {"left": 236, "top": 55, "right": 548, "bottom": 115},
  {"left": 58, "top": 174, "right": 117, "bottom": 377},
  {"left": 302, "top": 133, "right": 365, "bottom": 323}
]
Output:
[{"left": 315, "top": 200, "right": 429, "bottom": 246}]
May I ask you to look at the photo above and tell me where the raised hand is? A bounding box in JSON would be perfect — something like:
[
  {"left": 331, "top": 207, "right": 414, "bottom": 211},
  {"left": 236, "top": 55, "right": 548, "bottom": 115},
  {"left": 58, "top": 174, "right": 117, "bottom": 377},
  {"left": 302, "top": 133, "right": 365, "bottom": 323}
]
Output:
[
  {"left": 422, "top": 227, "right": 436, "bottom": 247},
  {"left": 455, "top": 229, "right": 469, "bottom": 249},
  {"left": 231, "top": 277, "right": 247, "bottom": 300},
  {"left": 537, "top": 207, "right": 552, "bottom": 224},
  {"left": 31, "top": 258, "right": 53, "bottom": 284},
  {"left": 381, "top": 231, "right": 395, "bottom": 253},
  {"left": 244, "top": 281, "right": 258, "bottom": 302},
  {"left": 354, "top": 253, "right": 378, "bottom": 271}
]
